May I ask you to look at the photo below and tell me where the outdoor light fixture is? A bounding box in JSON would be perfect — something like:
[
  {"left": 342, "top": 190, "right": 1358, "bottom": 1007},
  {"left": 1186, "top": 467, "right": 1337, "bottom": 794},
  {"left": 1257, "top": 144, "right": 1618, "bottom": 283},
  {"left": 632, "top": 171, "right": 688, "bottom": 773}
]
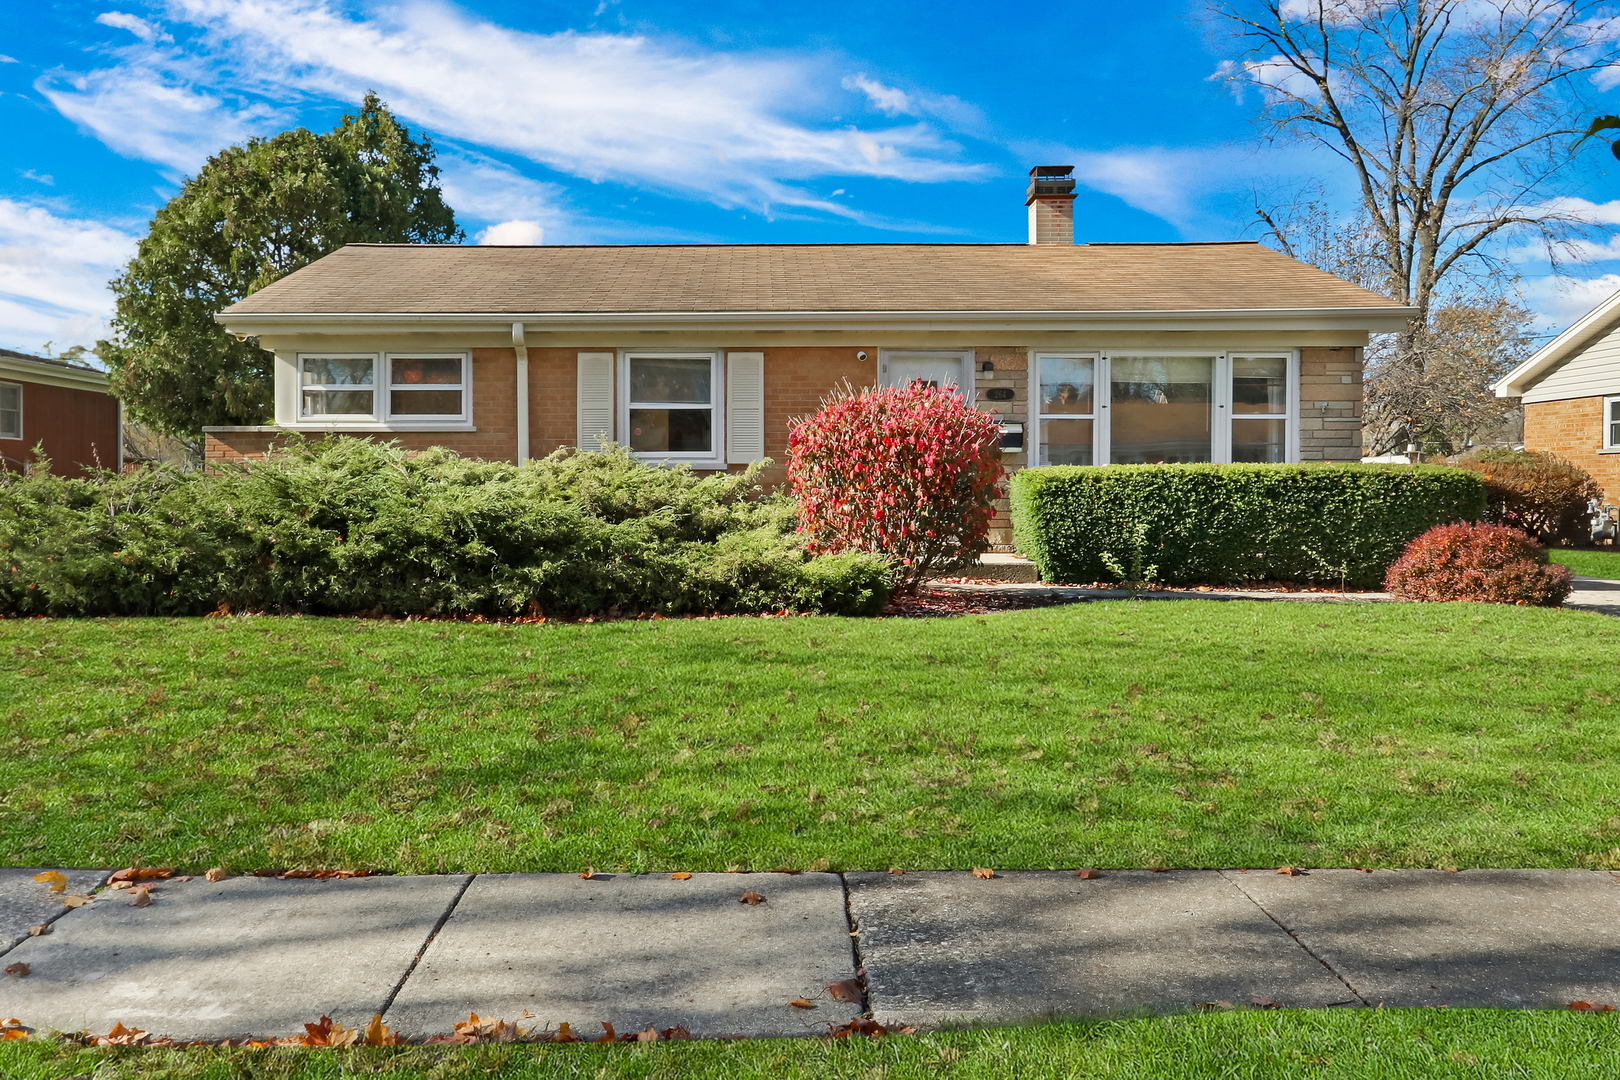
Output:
[{"left": 856, "top": 351, "right": 868, "bottom": 361}]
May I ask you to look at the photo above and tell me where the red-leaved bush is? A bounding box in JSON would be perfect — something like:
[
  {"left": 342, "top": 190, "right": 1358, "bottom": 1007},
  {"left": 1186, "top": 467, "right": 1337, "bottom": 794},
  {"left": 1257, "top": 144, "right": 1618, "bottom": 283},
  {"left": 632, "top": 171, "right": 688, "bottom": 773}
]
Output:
[
  {"left": 1384, "top": 522, "right": 1573, "bottom": 606},
  {"left": 787, "top": 381, "right": 1004, "bottom": 592}
]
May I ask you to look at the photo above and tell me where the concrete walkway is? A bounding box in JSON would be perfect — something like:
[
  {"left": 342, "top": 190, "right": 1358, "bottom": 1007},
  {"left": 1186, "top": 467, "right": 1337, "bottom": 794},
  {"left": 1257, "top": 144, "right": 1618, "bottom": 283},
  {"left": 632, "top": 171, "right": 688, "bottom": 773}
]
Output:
[{"left": 4, "top": 868, "right": 1620, "bottom": 1040}]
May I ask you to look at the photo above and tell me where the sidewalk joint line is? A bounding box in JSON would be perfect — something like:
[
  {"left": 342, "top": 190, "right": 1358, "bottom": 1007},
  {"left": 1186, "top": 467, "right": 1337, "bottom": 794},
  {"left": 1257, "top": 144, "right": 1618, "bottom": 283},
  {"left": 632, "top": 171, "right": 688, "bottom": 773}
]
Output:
[
  {"left": 379, "top": 873, "right": 475, "bottom": 1020},
  {"left": 0, "top": 871, "right": 113, "bottom": 960},
  {"left": 838, "top": 873, "right": 870, "bottom": 1017},
  {"left": 1219, "top": 871, "right": 1369, "bottom": 1007}
]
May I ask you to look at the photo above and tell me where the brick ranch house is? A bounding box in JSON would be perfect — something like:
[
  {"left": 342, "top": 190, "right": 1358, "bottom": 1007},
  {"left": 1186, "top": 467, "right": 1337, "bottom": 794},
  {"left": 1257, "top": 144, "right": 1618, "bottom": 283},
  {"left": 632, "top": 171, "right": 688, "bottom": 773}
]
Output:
[
  {"left": 209, "top": 168, "right": 1414, "bottom": 547},
  {"left": 0, "top": 348, "right": 121, "bottom": 478},
  {"left": 1496, "top": 286, "right": 1620, "bottom": 503}
]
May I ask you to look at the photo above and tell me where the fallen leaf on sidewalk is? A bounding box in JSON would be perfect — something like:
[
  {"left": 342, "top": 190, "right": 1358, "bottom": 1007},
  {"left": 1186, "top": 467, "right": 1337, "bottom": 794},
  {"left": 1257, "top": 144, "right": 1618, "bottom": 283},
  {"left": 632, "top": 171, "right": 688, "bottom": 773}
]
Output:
[
  {"left": 826, "top": 978, "right": 864, "bottom": 1004},
  {"left": 788, "top": 998, "right": 817, "bottom": 1009},
  {"left": 130, "top": 888, "right": 153, "bottom": 908},
  {"left": 31, "top": 872, "right": 66, "bottom": 893},
  {"left": 888, "top": 868, "right": 906, "bottom": 875},
  {"left": 92, "top": 1023, "right": 151, "bottom": 1046},
  {"left": 635, "top": 1027, "right": 660, "bottom": 1041},
  {"left": 3, "top": 964, "right": 29, "bottom": 978},
  {"left": 110, "top": 868, "right": 172, "bottom": 884},
  {"left": 364, "top": 1014, "right": 403, "bottom": 1046},
  {"left": 1570, "top": 1000, "right": 1616, "bottom": 1012},
  {"left": 279, "top": 869, "right": 370, "bottom": 880},
  {"left": 294, "top": 1015, "right": 360, "bottom": 1046},
  {"left": 27, "top": 924, "right": 49, "bottom": 937},
  {"left": 1198, "top": 1000, "right": 1236, "bottom": 1011},
  {"left": 662, "top": 1025, "right": 692, "bottom": 1040},
  {"left": 829, "top": 1018, "right": 887, "bottom": 1038},
  {"left": 109, "top": 881, "right": 133, "bottom": 891},
  {"left": 739, "top": 889, "right": 766, "bottom": 905},
  {"left": 1250, "top": 995, "right": 1281, "bottom": 1008},
  {"left": 670, "top": 872, "right": 692, "bottom": 880},
  {"left": 205, "top": 868, "right": 228, "bottom": 882},
  {"left": 552, "top": 1022, "right": 579, "bottom": 1043},
  {"left": 1276, "top": 867, "right": 1304, "bottom": 876},
  {"left": 971, "top": 868, "right": 995, "bottom": 879},
  {"left": 1074, "top": 869, "right": 1101, "bottom": 879},
  {"left": 0, "top": 1029, "right": 27, "bottom": 1042},
  {"left": 594, "top": 1022, "right": 617, "bottom": 1043},
  {"left": 579, "top": 869, "right": 597, "bottom": 880},
  {"left": 61, "top": 895, "right": 91, "bottom": 908}
]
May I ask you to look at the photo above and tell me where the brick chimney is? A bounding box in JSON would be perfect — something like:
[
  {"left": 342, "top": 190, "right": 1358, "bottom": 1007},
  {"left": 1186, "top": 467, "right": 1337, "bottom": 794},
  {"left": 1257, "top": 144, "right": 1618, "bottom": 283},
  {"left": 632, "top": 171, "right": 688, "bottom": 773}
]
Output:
[{"left": 1026, "top": 165, "right": 1076, "bottom": 245}]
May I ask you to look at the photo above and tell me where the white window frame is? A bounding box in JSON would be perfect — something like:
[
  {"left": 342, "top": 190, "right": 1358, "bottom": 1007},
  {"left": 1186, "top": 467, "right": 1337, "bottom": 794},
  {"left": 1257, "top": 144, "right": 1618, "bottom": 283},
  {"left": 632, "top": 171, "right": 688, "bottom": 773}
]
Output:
[
  {"left": 1030, "top": 351, "right": 1100, "bottom": 467},
  {"left": 1031, "top": 350, "right": 1300, "bottom": 466},
  {"left": 383, "top": 352, "right": 472, "bottom": 426},
  {"left": 0, "top": 381, "right": 20, "bottom": 441},
  {"left": 879, "top": 349, "right": 974, "bottom": 402},
  {"left": 618, "top": 350, "right": 725, "bottom": 468},
  {"left": 1606, "top": 395, "right": 1620, "bottom": 450},
  {"left": 297, "top": 353, "right": 380, "bottom": 422}
]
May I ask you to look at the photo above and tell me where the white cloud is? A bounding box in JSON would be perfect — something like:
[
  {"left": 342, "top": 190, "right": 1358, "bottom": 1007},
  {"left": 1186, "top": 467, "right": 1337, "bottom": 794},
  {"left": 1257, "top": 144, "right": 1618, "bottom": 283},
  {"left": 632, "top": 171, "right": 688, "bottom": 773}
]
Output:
[
  {"left": 1069, "top": 148, "right": 1204, "bottom": 224},
  {"left": 95, "top": 11, "right": 173, "bottom": 42},
  {"left": 843, "top": 73, "right": 912, "bottom": 116},
  {"left": 1519, "top": 273, "right": 1620, "bottom": 331},
  {"left": 436, "top": 153, "right": 570, "bottom": 234},
  {"left": 1211, "top": 55, "right": 1323, "bottom": 104},
  {"left": 20, "top": 170, "right": 53, "bottom": 186},
  {"left": 0, "top": 200, "right": 136, "bottom": 355},
  {"left": 43, "top": 0, "right": 986, "bottom": 215},
  {"left": 476, "top": 220, "right": 545, "bottom": 245}
]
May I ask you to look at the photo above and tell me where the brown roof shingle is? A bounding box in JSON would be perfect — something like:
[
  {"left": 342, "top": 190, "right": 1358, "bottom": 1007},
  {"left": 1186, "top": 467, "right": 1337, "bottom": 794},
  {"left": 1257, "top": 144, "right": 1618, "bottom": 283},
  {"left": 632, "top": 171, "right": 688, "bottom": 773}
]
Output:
[{"left": 221, "top": 241, "right": 1402, "bottom": 317}]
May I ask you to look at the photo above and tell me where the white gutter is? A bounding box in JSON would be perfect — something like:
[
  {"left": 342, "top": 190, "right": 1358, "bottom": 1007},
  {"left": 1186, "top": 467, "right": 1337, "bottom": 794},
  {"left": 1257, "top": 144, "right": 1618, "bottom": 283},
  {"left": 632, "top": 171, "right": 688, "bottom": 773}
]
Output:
[{"left": 512, "top": 321, "right": 529, "bottom": 465}]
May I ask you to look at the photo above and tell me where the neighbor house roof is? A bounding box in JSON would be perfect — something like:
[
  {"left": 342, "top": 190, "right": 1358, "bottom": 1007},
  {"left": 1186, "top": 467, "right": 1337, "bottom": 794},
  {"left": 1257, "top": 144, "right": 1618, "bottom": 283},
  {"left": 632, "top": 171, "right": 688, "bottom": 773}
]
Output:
[
  {"left": 0, "top": 348, "right": 111, "bottom": 393},
  {"left": 1495, "top": 286, "right": 1620, "bottom": 398},
  {"left": 220, "top": 241, "right": 1410, "bottom": 319}
]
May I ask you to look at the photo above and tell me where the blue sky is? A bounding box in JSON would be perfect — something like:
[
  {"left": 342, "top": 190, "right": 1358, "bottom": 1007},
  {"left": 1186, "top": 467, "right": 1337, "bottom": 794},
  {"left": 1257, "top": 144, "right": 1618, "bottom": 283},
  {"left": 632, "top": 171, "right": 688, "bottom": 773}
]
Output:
[{"left": 3, "top": 0, "right": 1620, "bottom": 357}]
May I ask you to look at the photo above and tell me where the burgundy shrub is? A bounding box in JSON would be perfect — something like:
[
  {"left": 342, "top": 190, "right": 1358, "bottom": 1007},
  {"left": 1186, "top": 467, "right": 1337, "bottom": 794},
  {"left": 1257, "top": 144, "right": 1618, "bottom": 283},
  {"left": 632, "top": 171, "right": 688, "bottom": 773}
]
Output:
[
  {"left": 786, "top": 381, "right": 1004, "bottom": 592},
  {"left": 1384, "top": 522, "right": 1573, "bottom": 606}
]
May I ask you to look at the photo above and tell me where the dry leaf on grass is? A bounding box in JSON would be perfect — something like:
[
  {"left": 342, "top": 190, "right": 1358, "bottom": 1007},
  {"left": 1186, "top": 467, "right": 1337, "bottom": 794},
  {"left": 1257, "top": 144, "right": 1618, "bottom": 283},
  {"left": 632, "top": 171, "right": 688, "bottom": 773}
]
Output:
[
  {"left": 1570, "top": 1001, "right": 1617, "bottom": 1012},
  {"left": 788, "top": 998, "right": 817, "bottom": 1009},
  {"left": 829, "top": 1018, "right": 887, "bottom": 1039},
  {"left": 205, "top": 868, "right": 228, "bottom": 883},
  {"left": 61, "top": 895, "right": 91, "bottom": 908},
  {"left": 4, "top": 964, "right": 29, "bottom": 978},
  {"left": 0, "top": 1029, "right": 27, "bottom": 1042},
  {"left": 826, "top": 978, "right": 864, "bottom": 1004},
  {"left": 31, "top": 872, "right": 66, "bottom": 893},
  {"left": 670, "top": 872, "right": 692, "bottom": 880},
  {"left": 738, "top": 890, "right": 766, "bottom": 905},
  {"left": 27, "top": 924, "right": 50, "bottom": 937},
  {"left": 92, "top": 1023, "right": 152, "bottom": 1046},
  {"left": 971, "top": 868, "right": 995, "bottom": 880},
  {"left": 1074, "top": 869, "right": 1102, "bottom": 880}
]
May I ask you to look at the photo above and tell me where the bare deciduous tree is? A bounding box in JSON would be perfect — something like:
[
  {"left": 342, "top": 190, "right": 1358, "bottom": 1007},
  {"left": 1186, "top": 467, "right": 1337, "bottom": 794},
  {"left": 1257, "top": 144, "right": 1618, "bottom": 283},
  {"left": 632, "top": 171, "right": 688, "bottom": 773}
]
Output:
[{"left": 1215, "top": 0, "right": 1618, "bottom": 448}]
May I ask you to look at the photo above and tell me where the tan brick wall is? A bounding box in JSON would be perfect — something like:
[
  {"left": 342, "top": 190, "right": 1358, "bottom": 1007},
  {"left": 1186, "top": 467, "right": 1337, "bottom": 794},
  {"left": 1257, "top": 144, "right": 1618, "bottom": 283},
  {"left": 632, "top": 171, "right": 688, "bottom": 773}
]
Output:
[
  {"left": 1298, "top": 346, "right": 1363, "bottom": 462},
  {"left": 1525, "top": 396, "right": 1620, "bottom": 503}
]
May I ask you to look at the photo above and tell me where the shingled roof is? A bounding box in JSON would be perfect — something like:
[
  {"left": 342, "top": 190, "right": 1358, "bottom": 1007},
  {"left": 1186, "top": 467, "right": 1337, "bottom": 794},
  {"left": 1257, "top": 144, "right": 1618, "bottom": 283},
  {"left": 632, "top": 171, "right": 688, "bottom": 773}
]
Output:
[{"left": 221, "top": 241, "right": 1403, "bottom": 317}]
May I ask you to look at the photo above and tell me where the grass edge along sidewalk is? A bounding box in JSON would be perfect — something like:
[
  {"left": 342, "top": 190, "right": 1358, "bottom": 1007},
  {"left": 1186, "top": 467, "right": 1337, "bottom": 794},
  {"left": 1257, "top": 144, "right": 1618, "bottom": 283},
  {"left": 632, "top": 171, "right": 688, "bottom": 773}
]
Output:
[
  {"left": 4, "top": 600, "right": 1620, "bottom": 873},
  {"left": 3, "top": 1011, "right": 1620, "bottom": 1079}
]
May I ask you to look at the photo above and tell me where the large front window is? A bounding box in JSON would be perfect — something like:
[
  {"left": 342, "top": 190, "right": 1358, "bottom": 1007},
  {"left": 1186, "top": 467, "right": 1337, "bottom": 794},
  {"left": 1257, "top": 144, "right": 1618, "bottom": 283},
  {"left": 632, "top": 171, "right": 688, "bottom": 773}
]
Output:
[
  {"left": 626, "top": 354, "right": 715, "bottom": 455},
  {"left": 300, "top": 355, "right": 375, "bottom": 418},
  {"left": 1033, "top": 352, "right": 1296, "bottom": 466},
  {"left": 298, "top": 354, "right": 469, "bottom": 423}
]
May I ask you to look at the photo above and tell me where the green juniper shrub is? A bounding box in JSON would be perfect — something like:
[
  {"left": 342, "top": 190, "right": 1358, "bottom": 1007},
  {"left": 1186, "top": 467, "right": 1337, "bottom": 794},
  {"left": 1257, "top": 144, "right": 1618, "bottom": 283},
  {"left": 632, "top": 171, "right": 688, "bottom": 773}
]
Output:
[
  {"left": 1010, "top": 463, "right": 1485, "bottom": 589},
  {"left": 0, "top": 438, "right": 891, "bottom": 617},
  {"left": 1385, "top": 522, "right": 1574, "bottom": 606},
  {"left": 1447, "top": 449, "right": 1603, "bottom": 544}
]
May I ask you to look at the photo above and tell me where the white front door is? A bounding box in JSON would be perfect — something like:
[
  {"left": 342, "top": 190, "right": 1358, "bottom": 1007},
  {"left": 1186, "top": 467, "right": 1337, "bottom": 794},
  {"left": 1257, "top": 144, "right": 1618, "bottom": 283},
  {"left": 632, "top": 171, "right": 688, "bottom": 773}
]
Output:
[{"left": 882, "top": 351, "right": 970, "bottom": 393}]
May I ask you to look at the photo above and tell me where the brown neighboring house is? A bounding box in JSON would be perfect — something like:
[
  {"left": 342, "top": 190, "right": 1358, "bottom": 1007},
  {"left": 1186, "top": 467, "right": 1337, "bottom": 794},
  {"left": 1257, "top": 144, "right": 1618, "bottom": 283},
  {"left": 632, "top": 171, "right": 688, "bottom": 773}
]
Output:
[
  {"left": 1495, "top": 289, "right": 1620, "bottom": 503},
  {"left": 210, "top": 167, "right": 1414, "bottom": 546},
  {"left": 0, "top": 348, "right": 121, "bottom": 477}
]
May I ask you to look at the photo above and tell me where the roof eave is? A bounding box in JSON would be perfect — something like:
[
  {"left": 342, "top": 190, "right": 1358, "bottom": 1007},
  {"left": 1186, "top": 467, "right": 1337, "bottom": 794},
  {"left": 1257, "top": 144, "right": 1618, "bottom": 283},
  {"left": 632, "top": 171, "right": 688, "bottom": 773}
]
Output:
[
  {"left": 218, "top": 305, "right": 1418, "bottom": 336},
  {"left": 0, "top": 355, "right": 111, "bottom": 392},
  {"left": 1495, "top": 286, "right": 1620, "bottom": 398}
]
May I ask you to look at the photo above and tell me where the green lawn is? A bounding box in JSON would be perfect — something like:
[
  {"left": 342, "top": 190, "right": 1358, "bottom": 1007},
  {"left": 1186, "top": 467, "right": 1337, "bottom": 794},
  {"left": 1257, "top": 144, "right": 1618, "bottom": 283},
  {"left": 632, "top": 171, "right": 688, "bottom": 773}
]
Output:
[
  {"left": 3, "top": 1011, "right": 1619, "bottom": 1079},
  {"left": 3, "top": 601, "right": 1619, "bottom": 873},
  {"left": 1550, "top": 548, "right": 1620, "bottom": 580}
]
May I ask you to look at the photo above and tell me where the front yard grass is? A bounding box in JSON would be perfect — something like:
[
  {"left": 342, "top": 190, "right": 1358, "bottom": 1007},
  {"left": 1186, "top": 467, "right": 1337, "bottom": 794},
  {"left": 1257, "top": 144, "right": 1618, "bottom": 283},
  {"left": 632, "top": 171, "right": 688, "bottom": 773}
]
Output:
[
  {"left": 1550, "top": 547, "right": 1620, "bottom": 580},
  {"left": 3, "top": 1010, "right": 1619, "bottom": 1079},
  {"left": 3, "top": 601, "right": 1618, "bottom": 873}
]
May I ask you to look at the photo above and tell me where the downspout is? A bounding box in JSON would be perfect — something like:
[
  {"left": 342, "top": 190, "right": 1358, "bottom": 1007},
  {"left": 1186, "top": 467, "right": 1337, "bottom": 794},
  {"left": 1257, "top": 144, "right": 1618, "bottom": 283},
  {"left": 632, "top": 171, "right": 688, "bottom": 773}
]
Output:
[{"left": 513, "top": 321, "right": 530, "bottom": 465}]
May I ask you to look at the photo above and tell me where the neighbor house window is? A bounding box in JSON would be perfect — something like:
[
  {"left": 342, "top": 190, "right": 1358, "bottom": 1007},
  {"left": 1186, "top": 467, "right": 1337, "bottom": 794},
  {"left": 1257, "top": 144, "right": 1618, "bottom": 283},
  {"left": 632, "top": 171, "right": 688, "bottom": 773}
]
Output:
[
  {"left": 1608, "top": 396, "right": 1620, "bottom": 449},
  {"left": 1033, "top": 352, "right": 1298, "bottom": 466},
  {"left": 0, "top": 382, "right": 20, "bottom": 440},
  {"left": 300, "top": 355, "right": 376, "bottom": 418},
  {"left": 387, "top": 355, "right": 468, "bottom": 421},
  {"left": 624, "top": 352, "right": 718, "bottom": 457}
]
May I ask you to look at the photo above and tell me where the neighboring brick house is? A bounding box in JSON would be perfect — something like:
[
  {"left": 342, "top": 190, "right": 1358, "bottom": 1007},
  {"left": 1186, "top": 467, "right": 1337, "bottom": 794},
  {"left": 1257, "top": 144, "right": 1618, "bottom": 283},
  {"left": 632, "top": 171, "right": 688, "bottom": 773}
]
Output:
[
  {"left": 0, "top": 348, "right": 121, "bottom": 478},
  {"left": 1495, "top": 288, "right": 1620, "bottom": 503},
  {"left": 211, "top": 167, "right": 1412, "bottom": 546}
]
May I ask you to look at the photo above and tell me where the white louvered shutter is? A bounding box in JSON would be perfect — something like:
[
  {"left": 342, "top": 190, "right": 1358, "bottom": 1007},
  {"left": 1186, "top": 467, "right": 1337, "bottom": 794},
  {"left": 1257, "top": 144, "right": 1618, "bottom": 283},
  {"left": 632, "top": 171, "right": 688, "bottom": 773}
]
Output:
[
  {"left": 726, "top": 351, "right": 766, "bottom": 464},
  {"left": 576, "top": 352, "right": 615, "bottom": 450}
]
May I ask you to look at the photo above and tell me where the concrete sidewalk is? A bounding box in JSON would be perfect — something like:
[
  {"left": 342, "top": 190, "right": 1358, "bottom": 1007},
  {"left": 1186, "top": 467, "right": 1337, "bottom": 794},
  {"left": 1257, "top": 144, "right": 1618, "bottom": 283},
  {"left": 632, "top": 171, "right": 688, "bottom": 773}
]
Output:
[{"left": 4, "top": 868, "right": 1620, "bottom": 1041}]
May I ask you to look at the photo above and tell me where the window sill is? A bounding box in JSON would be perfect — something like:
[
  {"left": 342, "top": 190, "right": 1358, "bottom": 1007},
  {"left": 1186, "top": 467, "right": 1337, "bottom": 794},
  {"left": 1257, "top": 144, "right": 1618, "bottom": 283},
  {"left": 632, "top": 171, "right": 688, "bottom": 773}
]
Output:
[
  {"left": 1597, "top": 448, "right": 1620, "bottom": 455},
  {"left": 631, "top": 454, "right": 729, "bottom": 471},
  {"left": 282, "top": 422, "right": 478, "bottom": 433}
]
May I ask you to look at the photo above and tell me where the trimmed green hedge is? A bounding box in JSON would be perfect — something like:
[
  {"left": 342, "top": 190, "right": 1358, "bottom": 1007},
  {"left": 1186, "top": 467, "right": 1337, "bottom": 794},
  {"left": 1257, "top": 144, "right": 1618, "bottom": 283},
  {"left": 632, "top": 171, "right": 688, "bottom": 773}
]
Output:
[
  {"left": 0, "top": 438, "right": 892, "bottom": 618},
  {"left": 1010, "top": 464, "right": 1486, "bottom": 588}
]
